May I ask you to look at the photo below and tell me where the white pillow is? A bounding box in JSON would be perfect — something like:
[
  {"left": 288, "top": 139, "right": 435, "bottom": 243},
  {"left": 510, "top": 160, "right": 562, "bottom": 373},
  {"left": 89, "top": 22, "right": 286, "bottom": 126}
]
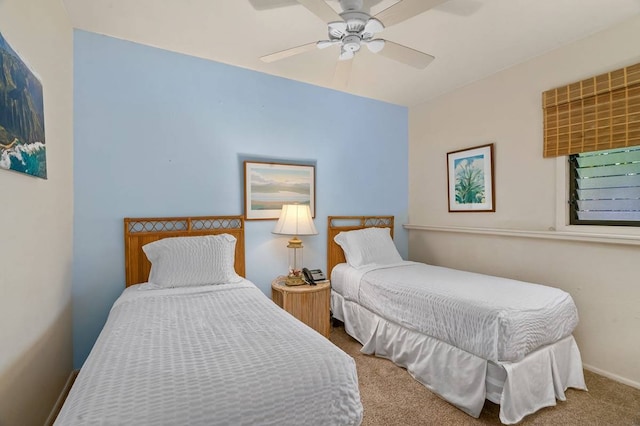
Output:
[
  {"left": 334, "top": 227, "right": 402, "bottom": 269},
  {"left": 142, "top": 234, "right": 242, "bottom": 287}
]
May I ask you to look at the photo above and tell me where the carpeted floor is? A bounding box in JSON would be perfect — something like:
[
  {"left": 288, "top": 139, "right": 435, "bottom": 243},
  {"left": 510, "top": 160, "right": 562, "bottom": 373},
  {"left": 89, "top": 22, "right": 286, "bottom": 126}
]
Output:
[{"left": 330, "top": 324, "right": 640, "bottom": 425}]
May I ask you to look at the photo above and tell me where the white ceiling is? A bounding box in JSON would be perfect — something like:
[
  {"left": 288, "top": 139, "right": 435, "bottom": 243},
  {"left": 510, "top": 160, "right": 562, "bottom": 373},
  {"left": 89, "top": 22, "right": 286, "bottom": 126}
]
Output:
[{"left": 62, "top": 0, "right": 640, "bottom": 106}]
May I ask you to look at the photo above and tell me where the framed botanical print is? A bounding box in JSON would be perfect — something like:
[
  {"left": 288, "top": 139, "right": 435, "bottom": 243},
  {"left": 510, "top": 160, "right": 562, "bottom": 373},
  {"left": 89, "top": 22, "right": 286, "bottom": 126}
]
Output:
[{"left": 447, "top": 143, "right": 495, "bottom": 212}]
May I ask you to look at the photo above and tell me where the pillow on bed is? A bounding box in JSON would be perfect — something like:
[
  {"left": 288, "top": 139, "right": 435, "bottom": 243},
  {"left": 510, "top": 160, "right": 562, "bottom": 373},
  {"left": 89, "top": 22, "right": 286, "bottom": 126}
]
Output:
[
  {"left": 142, "top": 234, "right": 242, "bottom": 287},
  {"left": 334, "top": 227, "right": 403, "bottom": 269}
]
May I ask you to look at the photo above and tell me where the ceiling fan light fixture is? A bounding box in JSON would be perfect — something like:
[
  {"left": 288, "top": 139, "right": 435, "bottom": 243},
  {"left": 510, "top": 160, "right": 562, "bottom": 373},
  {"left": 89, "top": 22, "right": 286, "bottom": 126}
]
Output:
[
  {"left": 339, "top": 48, "right": 355, "bottom": 61},
  {"left": 328, "top": 21, "right": 348, "bottom": 38},
  {"left": 363, "top": 18, "right": 384, "bottom": 35},
  {"left": 341, "top": 12, "right": 369, "bottom": 32},
  {"left": 342, "top": 35, "right": 361, "bottom": 53},
  {"left": 365, "top": 38, "right": 385, "bottom": 53}
]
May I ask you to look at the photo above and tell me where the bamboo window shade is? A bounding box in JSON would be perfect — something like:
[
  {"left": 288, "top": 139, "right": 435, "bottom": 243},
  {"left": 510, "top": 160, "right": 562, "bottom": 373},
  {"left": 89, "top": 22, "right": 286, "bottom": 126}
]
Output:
[{"left": 542, "top": 62, "right": 640, "bottom": 158}]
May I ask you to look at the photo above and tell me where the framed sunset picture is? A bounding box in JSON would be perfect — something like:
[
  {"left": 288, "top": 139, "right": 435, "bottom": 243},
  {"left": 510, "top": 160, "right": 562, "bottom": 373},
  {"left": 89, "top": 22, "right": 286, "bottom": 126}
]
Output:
[
  {"left": 244, "top": 161, "right": 315, "bottom": 220},
  {"left": 447, "top": 143, "right": 495, "bottom": 212}
]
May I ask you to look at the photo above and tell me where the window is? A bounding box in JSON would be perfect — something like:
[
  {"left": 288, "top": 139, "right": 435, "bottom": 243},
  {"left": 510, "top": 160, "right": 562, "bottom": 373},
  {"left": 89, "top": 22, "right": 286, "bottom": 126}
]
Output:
[
  {"left": 542, "top": 62, "right": 640, "bottom": 231},
  {"left": 569, "top": 146, "right": 640, "bottom": 226}
]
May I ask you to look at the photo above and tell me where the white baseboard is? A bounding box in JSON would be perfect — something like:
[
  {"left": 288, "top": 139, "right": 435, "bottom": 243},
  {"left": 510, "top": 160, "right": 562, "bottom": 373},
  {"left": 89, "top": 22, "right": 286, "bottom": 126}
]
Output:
[
  {"left": 583, "top": 364, "right": 640, "bottom": 390},
  {"left": 45, "top": 369, "right": 79, "bottom": 426}
]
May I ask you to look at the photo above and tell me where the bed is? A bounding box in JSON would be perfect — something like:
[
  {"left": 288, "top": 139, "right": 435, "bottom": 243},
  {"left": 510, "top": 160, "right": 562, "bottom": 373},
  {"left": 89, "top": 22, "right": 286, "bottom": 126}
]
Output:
[
  {"left": 327, "top": 216, "right": 586, "bottom": 424},
  {"left": 55, "top": 216, "right": 363, "bottom": 426}
]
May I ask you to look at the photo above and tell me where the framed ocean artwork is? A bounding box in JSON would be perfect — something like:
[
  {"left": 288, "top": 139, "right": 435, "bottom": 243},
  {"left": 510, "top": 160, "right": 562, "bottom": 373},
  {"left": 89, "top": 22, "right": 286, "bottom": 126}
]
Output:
[
  {"left": 0, "top": 30, "right": 46, "bottom": 179},
  {"left": 244, "top": 161, "right": 315, "bottom": 220},
  {"left": 447, "top": 143, "right": 495, "bottom": 212}
]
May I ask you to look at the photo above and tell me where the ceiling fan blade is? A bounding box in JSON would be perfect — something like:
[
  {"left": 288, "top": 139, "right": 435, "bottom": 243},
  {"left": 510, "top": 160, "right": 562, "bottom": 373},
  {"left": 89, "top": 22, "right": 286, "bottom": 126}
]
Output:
[
  {"left": 296, "top": 0, "right": 342, "bottom": 23},
  {"left": 248, "top": 0, "right": 299, "bottom": 10},
  {"left": 375, "top": 40, "right": 434, "bottom": 69},
  {"left": 332, "top": 58, "right": 353, "bottom": 89},
  {"left": 260, "top": 42, "right": 318, "bottom": 63},
  {"left": 317, "top": 40, "right": 341, "bottom": 49},
  {"left": 374, "top": 0, "right": 447, "bottom": 27}
]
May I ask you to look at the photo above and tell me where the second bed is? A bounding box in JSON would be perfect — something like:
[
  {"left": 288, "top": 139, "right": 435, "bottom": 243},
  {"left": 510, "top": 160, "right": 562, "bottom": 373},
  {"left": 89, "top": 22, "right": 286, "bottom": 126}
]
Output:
[{"left": 327, "top": 216, "right": 586, "bottom": 424}]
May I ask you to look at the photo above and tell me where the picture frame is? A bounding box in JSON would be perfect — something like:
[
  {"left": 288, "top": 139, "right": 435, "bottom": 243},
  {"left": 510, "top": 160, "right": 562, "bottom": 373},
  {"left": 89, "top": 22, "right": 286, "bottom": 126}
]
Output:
[
  {"left": 447, "top": 143, "right": 495, "bottom": 212},
  {"left": 0, "top": 30, "right": 47, "bottom": 179},
  {"left": 244, "top": 161, "right": 315, "bottom": 220}
]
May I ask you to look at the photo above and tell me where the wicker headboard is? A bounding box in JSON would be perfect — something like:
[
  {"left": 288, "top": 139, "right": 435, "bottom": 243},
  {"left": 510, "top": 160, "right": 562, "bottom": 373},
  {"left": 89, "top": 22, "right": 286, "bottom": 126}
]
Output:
[
  {"left": 124, "top": 216, "right": 245, "bottom": 287},
  {"left": 327, "top": 216, "right": 395, "bottom": 275}
]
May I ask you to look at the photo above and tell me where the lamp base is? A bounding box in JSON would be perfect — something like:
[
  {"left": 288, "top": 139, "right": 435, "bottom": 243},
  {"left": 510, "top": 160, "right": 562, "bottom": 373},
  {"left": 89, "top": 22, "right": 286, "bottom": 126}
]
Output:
[{"left": 285, "top": 275, "right": 306, "bottom": 286}]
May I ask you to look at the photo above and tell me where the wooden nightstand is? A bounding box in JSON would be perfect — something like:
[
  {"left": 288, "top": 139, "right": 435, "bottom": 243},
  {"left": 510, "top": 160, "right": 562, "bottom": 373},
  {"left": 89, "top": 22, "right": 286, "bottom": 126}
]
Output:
[{"left": 271, "top": 276, "right": 331, "bottom": 338}]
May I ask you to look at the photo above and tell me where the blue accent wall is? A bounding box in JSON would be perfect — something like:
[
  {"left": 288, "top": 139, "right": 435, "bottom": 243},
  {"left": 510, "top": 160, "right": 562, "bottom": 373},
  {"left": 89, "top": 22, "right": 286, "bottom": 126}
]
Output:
[{"left": 73, "top": 30, "right": 408, "bottom": 367}]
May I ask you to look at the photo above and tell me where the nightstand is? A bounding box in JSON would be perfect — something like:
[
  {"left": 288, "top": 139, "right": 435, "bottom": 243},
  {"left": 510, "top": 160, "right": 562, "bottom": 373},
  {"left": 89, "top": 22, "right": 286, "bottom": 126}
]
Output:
[{"left": 271, "top": 276, "right": 331, "bottom": 338}]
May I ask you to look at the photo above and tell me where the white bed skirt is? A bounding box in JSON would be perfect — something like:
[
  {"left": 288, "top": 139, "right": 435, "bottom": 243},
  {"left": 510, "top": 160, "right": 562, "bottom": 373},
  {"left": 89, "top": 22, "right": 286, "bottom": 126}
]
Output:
[{"left": 332, "top": 291, "right": 587, "bottom": 424}]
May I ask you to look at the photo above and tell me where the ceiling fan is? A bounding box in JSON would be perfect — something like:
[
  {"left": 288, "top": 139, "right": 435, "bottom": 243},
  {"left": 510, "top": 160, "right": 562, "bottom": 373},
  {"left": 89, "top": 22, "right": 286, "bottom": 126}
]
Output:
[{"left": 256, "top": 0, "right": 445, "bottom": 87}]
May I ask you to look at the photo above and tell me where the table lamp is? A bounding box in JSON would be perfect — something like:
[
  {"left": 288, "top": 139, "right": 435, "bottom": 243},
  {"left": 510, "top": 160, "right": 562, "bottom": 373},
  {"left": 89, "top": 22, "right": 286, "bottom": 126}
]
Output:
[{"left": 272, "top": 204, "right": 318, "bottom": 285}]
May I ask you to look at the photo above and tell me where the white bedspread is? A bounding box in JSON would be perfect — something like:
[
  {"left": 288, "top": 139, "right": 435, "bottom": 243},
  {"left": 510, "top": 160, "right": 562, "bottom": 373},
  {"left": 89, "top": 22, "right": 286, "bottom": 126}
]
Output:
[
  {"left": 55, "top": 280, "right": 362, "bottom": 425},
  {"left": 333, "top": 262, "right": 579, "bottom": 362},
  {"left": 332, "top": 289, "right": 586, "bottom": 424}
]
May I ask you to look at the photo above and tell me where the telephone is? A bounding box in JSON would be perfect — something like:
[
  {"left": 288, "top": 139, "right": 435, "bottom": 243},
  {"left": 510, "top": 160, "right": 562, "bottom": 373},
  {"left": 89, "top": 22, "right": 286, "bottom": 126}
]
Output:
[{"left": 302, "top": 268, "right": 326, "bottom": 285}]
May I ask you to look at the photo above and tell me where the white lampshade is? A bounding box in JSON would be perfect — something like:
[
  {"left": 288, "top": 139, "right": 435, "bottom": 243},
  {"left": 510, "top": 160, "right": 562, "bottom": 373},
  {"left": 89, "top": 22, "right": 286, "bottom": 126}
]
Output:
[
  {"left": 272, "top": 204, "right": 317, "bottom": 286},
  {"left": 272, "top": 204, "right": 318, "bottom": 236}
]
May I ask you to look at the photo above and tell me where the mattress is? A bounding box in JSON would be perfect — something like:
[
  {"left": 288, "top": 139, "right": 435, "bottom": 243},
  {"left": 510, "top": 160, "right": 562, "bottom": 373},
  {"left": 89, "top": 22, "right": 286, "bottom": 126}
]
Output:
[
  {"left": 55, "top": 280, "right": 363, "bottom": 426},
  {"left": 332, "top": 262, "right": 579, "bottom": 362}
]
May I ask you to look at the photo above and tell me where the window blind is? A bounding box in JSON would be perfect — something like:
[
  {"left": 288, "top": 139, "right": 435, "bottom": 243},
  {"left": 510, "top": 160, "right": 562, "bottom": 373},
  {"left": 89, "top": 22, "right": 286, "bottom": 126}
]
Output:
[
  {"left": 570, "top": 146, "right": 640, "bottom": 224},
  {"left": 543, "top": 62, "right": 640, "bottom": 158}
]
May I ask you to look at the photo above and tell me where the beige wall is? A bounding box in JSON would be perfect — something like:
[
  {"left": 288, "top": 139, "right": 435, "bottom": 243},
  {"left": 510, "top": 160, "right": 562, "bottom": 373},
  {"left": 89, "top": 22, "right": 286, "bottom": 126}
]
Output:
[
  {"left": 0, "top": 0, "right": 73, "bottom": 424},
  {"left": 409, "top": 15, "right": 640, "bottom": 387}
]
